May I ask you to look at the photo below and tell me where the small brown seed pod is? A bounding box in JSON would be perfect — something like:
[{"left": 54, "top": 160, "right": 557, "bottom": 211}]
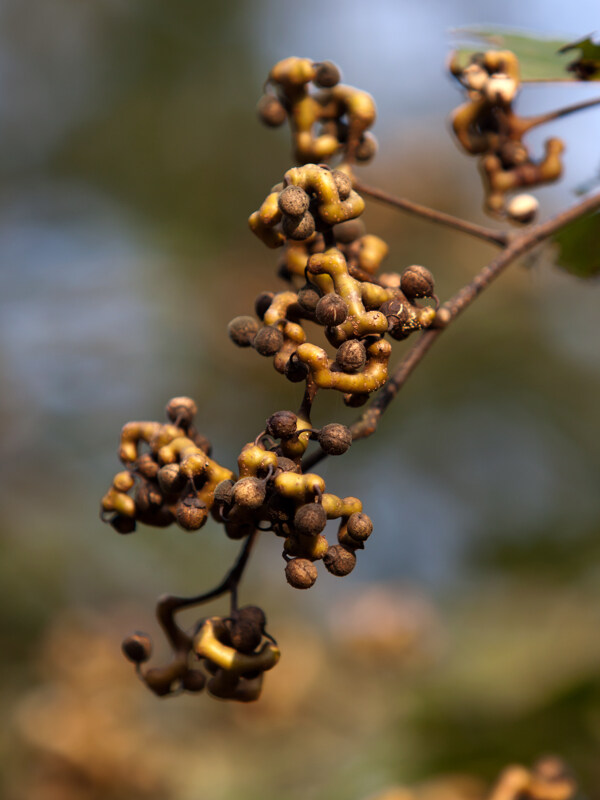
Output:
[
  {"left": 297, "top": 284, "right": 321, "bottom": 312},
  {"left": 314, "top": 60, "right": 341, "bottom": 88},
  {"left": 157, "top": 463, "right": 186, "bottom": 496},
  {"left": 122, "top": 632, "right": 152, "bottom": 663},
  {"left": 323, "top": 544, "right": 356, "bottom": 576},
  {"left": 135, "top": 481, "right": 163, "bottom": 513},
  {"left": 144, "top": 668, "right": 174, "bottom": 697},
  {"left": 279, "top": 185, "right": 310, "bottom": 217},
  {"left": 294, "top": 502, "right": 328, "bottom": 536},
  {"left": 285, "top": 557, "right": 318, "bottom": 589},
  {"left": 333, "top": 218, "right": 365, "bottom": 243},
  {"left": 335, "top": 339, "right": 367, "bottom": 373},
  {"left": 275, "top": 456, "right": 300, "bottom": 474},
  {"left": 400, "top": 265, "right": 435, "bottom": 299},
  {"left": 233, "top": 477, "right": 266, "bottom": 510},
  {"left": 176, "top": 496, "right": 208, "bottom": 531},
  {"left": 257, "top": 94, "right": 286, "bottom": 127},
  {"left": 135, "top": 453, "right": 160, "bottom": 480},
  {"left": 254, "top": 326, "right": 284, "bottom": 356},
  {"left": 255, "top": 291, "right": 275, "bottom": 320},
  {"left": 214, "top": 479, "right": 235, "bottom": 506},
  {"left": 343, "top": 392, "right": 369, "bottom": 407},
  {"left": 166, "top": 396, "right": 197, "bottom": 428},
  {"left": 224, "top": 520, "right": 255, "bottom": 540},
  {"left": 332, "top": 170, "right": 352, "bottom": 201},
  {"left": 228, "top": 315, "right": 260, "bottom": 347},
  {"left": 315, "top": 294, "right": 348, "bottom": 326},
  {"left": 182, "top": 670, "right": 206, "bottom": 693},
  {"left": 110, "top": 514, "right": 137, "bottom": 534},
  {"left": 317, "top": 423, "right": 352, "bottom": 455},
  {"left": 347, "top": 511, "right": 373, "bottom": 542},
  {"left": 235, "top": 605, "right": 267, "bottom": 629},
  {"left": 355, "top": 132, "right": 377, "bottom": 162},
  {"left": 282, "top": 211, "right": 316, "bottom": 240},
  {"left": 266, "top": 410, "right": 298, "bottom": 440},
  {"left": 285, "top": 355, "right": 309, "bottom": 383}
]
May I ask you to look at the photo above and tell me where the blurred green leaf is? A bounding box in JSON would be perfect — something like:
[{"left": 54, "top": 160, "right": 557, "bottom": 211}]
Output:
[
  {"left": 553, "top": 211, "right": 600, "bottom": 278},
  {"left": 559, "top": 35, "right": 600, "bottom": 81},
  {"left": 452, "top": 28, "right": 574, "bottom": 81}
]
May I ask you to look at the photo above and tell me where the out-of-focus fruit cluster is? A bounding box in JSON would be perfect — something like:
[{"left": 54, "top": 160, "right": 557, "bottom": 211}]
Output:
[
  {"left": 449, "top": 50, "right": 564, "bottom": 223},
  {"left": 122, "top": 605, "right": 279, "bottom": 702},
  {"left": 257, "top": 57, "right": 377, "bottom": 166}
]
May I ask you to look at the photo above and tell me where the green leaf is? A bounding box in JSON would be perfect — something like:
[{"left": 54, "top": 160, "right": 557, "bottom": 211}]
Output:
[
  {"left": 558, "top": 35, "right": 600, "bottom": 80},
  {"left": 552, "top": 211, "right": 600, "bottom": 278},
  {"left": 451, "top": 27, "right": 576, "bottom": 81}
]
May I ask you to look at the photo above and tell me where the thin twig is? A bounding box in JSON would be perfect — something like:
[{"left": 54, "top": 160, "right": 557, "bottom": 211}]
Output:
[
  {"left": 521, "top": 95, "right": 600, "bottom": 133},
  {"left": 354, "top": 180, "right": 509, "bottom": 246},
  {"left": 302, "top": 190, "right": 600, "bottom": 471}
]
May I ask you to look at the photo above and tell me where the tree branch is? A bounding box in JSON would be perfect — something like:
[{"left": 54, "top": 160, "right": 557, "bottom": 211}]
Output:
[{"left": 354, "top": 180, "right": 509, "bottom": 246}]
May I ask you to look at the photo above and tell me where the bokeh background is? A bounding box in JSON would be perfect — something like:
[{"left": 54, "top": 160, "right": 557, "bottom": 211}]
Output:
[{"left": 1, "top": 2, "right": 599, "bottom": 799}]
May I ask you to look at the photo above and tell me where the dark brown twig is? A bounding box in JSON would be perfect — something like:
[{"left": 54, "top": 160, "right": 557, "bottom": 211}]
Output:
[{"left": 354, "top": 180, "right": 509, "bottom": 246}]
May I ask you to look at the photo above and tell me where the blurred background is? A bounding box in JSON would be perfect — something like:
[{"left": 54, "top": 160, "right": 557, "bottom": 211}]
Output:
[{"left": 1, "top": 1, "right": 599, "bottom": 799}]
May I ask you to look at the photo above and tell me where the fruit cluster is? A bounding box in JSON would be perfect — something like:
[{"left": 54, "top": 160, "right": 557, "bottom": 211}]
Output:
[
  {"left": 257, "top": 57, "right": 377, "bottom": 166},
  {"left": 122, "top": 605, "right": 279, "bottom": 701},
  {"left": 215, "top": 409, "right": 373, "bottom": 588},
  {"left": 101, "top": 397, "right": 234, "bottom": 534},
  {"left": 232, "top": 163, "right": 437, "bottom": 405},
  {"left": 450, "top": 49, "right": 564, "bottom": 222}
]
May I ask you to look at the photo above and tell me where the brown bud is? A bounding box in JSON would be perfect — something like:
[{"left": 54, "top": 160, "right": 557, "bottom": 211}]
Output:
[
  {"left": 380, "top": 298, "right": 410, "bottom": 340},
  {"left": 182, "top": 670, "right": 206, "bottom": 693},
  {"left": 279, "top": 185, "right": 310, "bottom": 217},
  {"left": 336, "top": 339, "right": 366, "bottom": 373},
  {"left": 255, "top": 291, "right": 274, "bottom": 320},
  {"left": 235, "top": 605, "right": 267, "bottom": 629},
  {"left": 166, "top": 396, "right": 197, "bottom": 428},
  {"left": 175, "top": 496, "right": 208, "bottom": 531},
  {"left": 333, "top": 218, "right": 365, "bottom": 243},
  {"left": 266, "top": 410, "right": 298, "bottom": 440},
  {"left": 144, "top": 668, "right": 174, "bottom": 697},
  {"left": 323, "top": 544, "right": 356, "bottom": 576},
  {"left": 297, "top": 284, "right": 321, "bottom": 313},
  {"left": 285, "top": 355, "right": 309, "bottom": 383},
  {"left": 315, "top": 294, "right": 348, "bottom": 326},
  {"left": 257, "top": 94, "right": 286, "bottom": 127},
  {"left": 400, "top": 265, "right": 435, "bottom": 299},
  {"left": 347, "top": 511, "right": 373, "bottom": 542},
  {"left": 355, "top": 132, "right": 377, "bottom": 162},
  {"left": 276, "top": 456, "right": 300, "bottom": 474},
  {"left": 110, "top": 514, "right": 137, "bottom": 534},
  {"left": 285, "top": 557, "right": 318, "bottom": 589},
  {"left": 225, "top": 520, "right": 255, "bottom": 540},
  {"left": 135, "top": 452, "right": 160, "bottom": 480},
  {"left": 233, "top": 477, "right": 266, "bottom": 510},
  {"left": 230, "top": 608, "right": 265, "bottom": 654},
  {"left": 228, "top": 315, "right": 259, "bottom": 347},
  {"left": 314, "top": 60, "right": 341, "bottom": 88},
  {"left": 344, "top": 392, "right": 369, "bottom": 407},
  {"left": 294, "top": 502, "right": 328, "bottom": 536},
  {"left": 282, "top": 211, "right": 316, "bottom": 240},
  {"left": 135, "top": 480, "right": 163, "bottom": 513},
  {"left": 214, "top": 479, "right": 235, "bottom": 506},
  {"left": 317, "top": 423, "right": 352, "bottom": 455},
  {"left": 157, "top": 463, "right": 186, "bottom": 496},
  {"left": 332, "top": 170, "right": 352, "bottom": 201},
  {"left": 254, "top": 326, "right": 284, "bottom": 356},
  {"left": 122, "top": 632, "right": 152, "bottom": 663}
]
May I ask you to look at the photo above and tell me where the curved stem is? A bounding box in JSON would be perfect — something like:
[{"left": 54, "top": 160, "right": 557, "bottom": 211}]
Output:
[{"left": 354, "top": 180, "right": 509, "bottom": 247}]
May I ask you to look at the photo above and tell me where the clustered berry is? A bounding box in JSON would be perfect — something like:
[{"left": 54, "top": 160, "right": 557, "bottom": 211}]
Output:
[
  {"left": 101, "top": 397, "right": 234, "bottom": 534},
  {"left": 122, "top": 605, "right": 279, "bottom": 701},
  {"left": 257, "top": 57, "right": 377, "bottom": 166},
  {"left": 450, "top": 49, "right": 564, "bottom": 222},
  {"left": 235, "top": 161, "right": 437, "bottom": 406}
]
